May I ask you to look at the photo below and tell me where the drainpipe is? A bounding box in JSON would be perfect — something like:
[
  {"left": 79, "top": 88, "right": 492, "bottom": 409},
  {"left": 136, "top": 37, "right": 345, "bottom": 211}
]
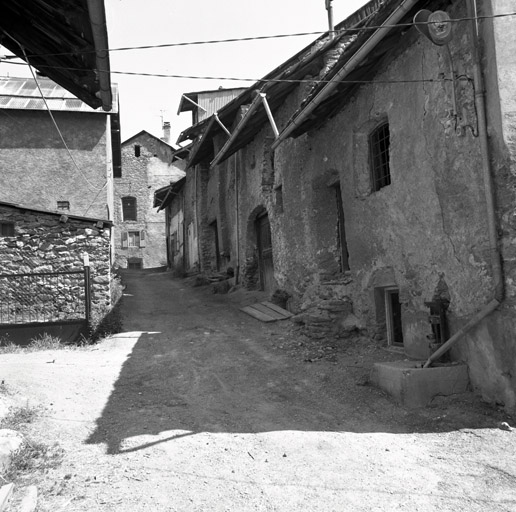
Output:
[
  {"left": 423, "top": 0, "right": 504, "bottom": 368},
  {"left": 86, "top": 0, "right": 113, "bottom": 111}
]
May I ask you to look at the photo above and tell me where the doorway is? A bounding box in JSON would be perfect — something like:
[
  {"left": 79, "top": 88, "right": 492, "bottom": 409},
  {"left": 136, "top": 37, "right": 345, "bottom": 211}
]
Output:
[
  {"left": 255, "top": 213, "right": 274, "bottom": 292},
  {"left": 385, "top": 287, "right": 403, "bottom": 346}
]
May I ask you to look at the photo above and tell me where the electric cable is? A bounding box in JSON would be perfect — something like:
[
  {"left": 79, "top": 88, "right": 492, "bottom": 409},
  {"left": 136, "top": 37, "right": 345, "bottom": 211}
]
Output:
[
  {"left": 4, "top": 32, "right": 107, "bottom": 193},
  {"left": 1, "top": 11, "right": 514, "bottom": 60},
  {"left": 2, "top": 60, "right": 456, "bottom": 85}
]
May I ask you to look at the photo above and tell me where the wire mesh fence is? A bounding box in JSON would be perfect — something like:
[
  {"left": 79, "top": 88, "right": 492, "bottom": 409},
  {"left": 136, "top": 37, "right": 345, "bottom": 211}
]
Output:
[{"left": 0, "top": 271, "right": 87, "bottom": 325}]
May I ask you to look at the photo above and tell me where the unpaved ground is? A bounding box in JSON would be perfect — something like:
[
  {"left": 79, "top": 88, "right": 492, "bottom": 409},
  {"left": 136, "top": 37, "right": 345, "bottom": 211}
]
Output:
[{"left": 1, "top": 270, "right": 515, "bottom": 511}]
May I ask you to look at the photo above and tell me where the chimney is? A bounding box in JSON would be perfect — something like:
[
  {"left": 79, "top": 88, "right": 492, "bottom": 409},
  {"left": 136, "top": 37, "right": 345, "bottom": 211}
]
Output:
[{"left": 162, "top": 121, "right": 171, "bottom": 144}]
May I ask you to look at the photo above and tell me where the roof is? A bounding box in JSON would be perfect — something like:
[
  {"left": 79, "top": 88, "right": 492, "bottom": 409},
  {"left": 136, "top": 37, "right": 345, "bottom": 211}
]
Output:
[
  {"left": 177, "top": 88, "right": 247, "bottom": 114},
  {"left": 0, "top": 77, "right": 119, "bottom": 114},
  {"left": 122, "top": 130, "right": 178, "bottom": 149},
  {"left": 177, "top": 0, "right": 386, "bottom": 168},
  {"left": 153, "top": 177, "right": 186, "bottom": 211},
  {"left": 1, "top": 0, "right": 112, "bottom": 110},
  {"left": 279, "top": 0, "right": 448, "bottom": 139},
  {"left": 0, "top": 200, "right": 112, "bottom": 225}
]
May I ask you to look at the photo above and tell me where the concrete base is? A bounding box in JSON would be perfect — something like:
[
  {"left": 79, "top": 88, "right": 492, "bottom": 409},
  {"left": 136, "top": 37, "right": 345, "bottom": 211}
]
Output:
[{"left": 370, "top": 360, "right": 469, "bottom": 408}]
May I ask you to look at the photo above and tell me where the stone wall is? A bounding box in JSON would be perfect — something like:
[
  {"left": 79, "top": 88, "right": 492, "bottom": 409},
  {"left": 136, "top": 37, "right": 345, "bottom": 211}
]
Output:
[
  {"left": 0, "top": 204, "right": 112, "bottom": 321},
  {"left": 194, "top": 2, "right": 516, "bottom": 411},
  {"left": 115, "top": 132, "right": 184, "bottom": 269}
]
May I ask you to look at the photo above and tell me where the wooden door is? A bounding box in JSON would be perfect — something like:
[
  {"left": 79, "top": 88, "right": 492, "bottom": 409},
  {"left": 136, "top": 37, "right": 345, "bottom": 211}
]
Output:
[{"left": 256, "top": 214, "right": 274, "bottom": 292}]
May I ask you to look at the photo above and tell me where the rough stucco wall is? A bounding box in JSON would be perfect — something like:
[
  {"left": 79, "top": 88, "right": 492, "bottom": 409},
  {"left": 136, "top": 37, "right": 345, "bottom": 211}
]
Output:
[
  {"left": 0, "top": 205, "right": 111, "bottom": 317},
  {"left": 0, "top": 110, "right": 111, "bottom": 220},
  {"left": 114, "top": 133, "right": 184, "bottom": 268}
]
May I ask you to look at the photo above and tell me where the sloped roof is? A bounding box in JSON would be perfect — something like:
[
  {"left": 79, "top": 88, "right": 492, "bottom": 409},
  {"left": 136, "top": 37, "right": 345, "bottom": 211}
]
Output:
[
  {"left": 122, "top": 130, "right": 178, "bottom": 149},
  {"left": 177, "top": 0, "right": 386, "bottom": 168},
  {"left": 0, "top": 200, "right": 112, "bottom": 225},
  {"left": 1, "top": 0, "right": 112, "bottom": 110},
  {"left": 0, "top": 77, "right": 119, "bottom": 114}
]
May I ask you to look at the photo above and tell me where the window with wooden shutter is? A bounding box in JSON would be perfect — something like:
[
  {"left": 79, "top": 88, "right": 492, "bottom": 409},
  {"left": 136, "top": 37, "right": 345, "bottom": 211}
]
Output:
[
  {"left": 122, "top": 197, "right": 137, "bottom": 221},
  {"left": 139, "top": 230, "right": 146, "bottom": 247},
  {"left": 128, "top": 231, "right": 140, "bottom": 247},
  {"left": 121, "top": 231, "right": 128, "bottom": 248}
]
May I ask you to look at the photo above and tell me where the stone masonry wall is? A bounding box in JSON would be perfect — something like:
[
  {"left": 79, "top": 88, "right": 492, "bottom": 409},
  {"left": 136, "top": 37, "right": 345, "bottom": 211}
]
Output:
[
  {"left": 0, "top": 205, "right": 111, "bottom": 321},
  {"left": 115, "top": 132, "right": 184, "bottom": 269}
]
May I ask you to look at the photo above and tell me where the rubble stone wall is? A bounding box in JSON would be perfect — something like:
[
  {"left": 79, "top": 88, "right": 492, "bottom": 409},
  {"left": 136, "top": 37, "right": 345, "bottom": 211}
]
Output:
[{"left": 0, "top": 205, "right": 111, "bottom": 319}]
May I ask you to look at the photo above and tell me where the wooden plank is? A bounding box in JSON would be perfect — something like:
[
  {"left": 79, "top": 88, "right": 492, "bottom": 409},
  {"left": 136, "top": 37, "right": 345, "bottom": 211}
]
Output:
[
  {"left": 261, "top": 301, "right": 293, "bottom": 318},
  {"left": 240, "top": 306, "right": 276, "bottom": 323},
  {"left": 252, "top": 303, "right": 287, "bottom": 320},
  {"left": 0, "top": 483, "right": 14, "bottom": 512}
]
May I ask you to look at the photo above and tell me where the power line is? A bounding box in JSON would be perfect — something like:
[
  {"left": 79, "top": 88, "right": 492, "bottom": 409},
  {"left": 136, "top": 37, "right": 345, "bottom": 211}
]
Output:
[
  {"left": 3, "top": 60, "right": 459, "bottom": 85},
  {"left": 1, "top": 12, "right": 515, "bottom": 60}
]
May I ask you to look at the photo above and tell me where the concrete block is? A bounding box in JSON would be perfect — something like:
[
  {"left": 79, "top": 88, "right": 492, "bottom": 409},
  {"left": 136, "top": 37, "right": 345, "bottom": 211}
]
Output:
[{"left": 370, "top": 360, "right": 469, "bottom": 408}]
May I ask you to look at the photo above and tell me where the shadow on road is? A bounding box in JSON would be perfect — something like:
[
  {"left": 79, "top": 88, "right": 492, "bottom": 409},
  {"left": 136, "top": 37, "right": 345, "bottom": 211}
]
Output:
[{"left": 86, "top": 272, "right": 503, "bottom": 455}]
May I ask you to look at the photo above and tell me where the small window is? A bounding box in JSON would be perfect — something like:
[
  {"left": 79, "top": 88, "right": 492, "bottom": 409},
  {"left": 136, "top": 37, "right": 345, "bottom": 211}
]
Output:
[
  {"left": 134, "top": 144, "right": 141, "bottom": 157},
  {"left": 370, "top": 122, "right": 391, "bottom": 192},
  {"left": 57, "top": 201, "right": 70, "bottom": 211},
  {"left": 122, "top": 197, "right": 137, "bottom": 221},
  {"left": 275, "top": 185, "right": 283, "bottom": 214},
  {"left": 127, "top": 258, "right": 142, "bottom": 270},
  {"left": 0, "top": 222, "right": 15, "bottom": 237},
  {"left": 128, "top": 231, "right": 140, "bottom": 247}
]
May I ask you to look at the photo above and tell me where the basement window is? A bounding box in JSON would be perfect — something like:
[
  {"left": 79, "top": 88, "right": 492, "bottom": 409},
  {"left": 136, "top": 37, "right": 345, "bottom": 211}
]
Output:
[
  {"left": 370, "top": 122, "right": 391, "bottom": 192},
  {"left": 0, "top": 222, "right": 15, "bottom": 237},
  {"left": 57, "top": 201, "right": 70, "bottom": 211}
]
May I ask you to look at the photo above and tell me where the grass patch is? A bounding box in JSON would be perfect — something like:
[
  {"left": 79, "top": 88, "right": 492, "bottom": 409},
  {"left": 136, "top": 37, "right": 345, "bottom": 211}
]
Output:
[
  {"left": 0, "top": 404, "right": 40, "bottom": 430},
  {"left": 4, "top": 440, "right": 64, "bottom": 481},
  {"left": 28, "top": 333, "right": 62, "bottom": 351}
]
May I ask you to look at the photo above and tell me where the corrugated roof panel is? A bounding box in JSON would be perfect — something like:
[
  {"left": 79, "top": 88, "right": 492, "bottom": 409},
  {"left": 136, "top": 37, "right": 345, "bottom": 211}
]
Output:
[{"left": 0, "top": 78, "right": 119, "bottom": 114}]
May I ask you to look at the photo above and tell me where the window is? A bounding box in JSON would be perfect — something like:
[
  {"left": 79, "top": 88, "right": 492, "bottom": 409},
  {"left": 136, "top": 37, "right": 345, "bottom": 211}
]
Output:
[
  {"left": 122, "top": 197, "right": 137, "bottom": 221},
  {"left": 121, "top": 230, "right": 146, "bottom": 248},
  {"left": 134, "top": 144, "right": 141, "bottom": 157},
  {"left": 370, "top": 122, "right": 391, "bottom": 191},
  {"left": 0, "top": 222, "right": 14, "bottom": 237},
  {"left": 127, "top": 258, "right": 142, "bottom": 270},
  {"left": 274, "top": 185, "right": 283, "bottom": 214},
  {"left": 57, "top": 201, "right": 70, "bottom": 211},
  {"left": 334, "top": 184, "right": 349, "bottom": 271}
]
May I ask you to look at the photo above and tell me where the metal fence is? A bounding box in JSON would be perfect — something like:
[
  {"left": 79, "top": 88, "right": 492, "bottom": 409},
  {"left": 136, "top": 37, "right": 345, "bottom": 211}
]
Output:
[{"left": 0, "top": 270, "right": 89, "bottom": 325}]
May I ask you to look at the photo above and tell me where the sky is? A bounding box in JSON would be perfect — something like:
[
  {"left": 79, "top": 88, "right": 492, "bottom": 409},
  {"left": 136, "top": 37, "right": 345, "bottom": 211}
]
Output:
[{"left": 1, "top": 0, "right": 369, "bottom": 145}]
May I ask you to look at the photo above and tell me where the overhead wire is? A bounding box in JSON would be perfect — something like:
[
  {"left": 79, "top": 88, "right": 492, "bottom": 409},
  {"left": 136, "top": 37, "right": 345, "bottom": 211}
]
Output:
[
  {"left": 1, "top": 11, "right": 515, "bottom": 60},
  {"left": 4, "top": 32, "right": 107, "bottom": 194},
  {"left": 3, "top": 60, "right": 457, "bottom": 85}
]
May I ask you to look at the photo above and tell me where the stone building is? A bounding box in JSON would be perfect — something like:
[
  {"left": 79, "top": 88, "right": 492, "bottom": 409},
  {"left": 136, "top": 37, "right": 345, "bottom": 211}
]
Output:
[
  {"left": 0, "top": 76, "right": 120, "bottom": 222},
  {"left": 175, "top": 0, "right": 516, "bottom": 412},
  {"left": 114, "top": 130, "right": 185, "bottom": 269}
]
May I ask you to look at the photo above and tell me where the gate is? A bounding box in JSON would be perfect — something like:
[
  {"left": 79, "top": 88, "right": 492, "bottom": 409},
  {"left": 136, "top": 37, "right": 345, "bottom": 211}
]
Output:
[{"left": 0, "top": 269, "right": 90, "bottom": 326}]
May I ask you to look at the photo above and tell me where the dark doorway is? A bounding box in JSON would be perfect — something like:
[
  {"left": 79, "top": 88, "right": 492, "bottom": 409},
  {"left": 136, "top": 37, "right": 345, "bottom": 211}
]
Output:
[
  {"left": 211, "top": 220, "right": 220, "bottom": 272},
  {"left": 334, "top": 184, "right": 349, "bottom": 272},
  {"left": 385, "top": 288, "right": 403, "bottom": 346},
  {"left": 255, "top": 213, "right": 274, "bottom": 292}
]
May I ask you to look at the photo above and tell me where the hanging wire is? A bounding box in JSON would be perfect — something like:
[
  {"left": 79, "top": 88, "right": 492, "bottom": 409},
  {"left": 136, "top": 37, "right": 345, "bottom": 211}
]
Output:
[
  {"left": 4, "top": 33, "right": 107, "bottom": 192},
  {"left": 1, "top": 11, "right": 514, "bottom": 60}
]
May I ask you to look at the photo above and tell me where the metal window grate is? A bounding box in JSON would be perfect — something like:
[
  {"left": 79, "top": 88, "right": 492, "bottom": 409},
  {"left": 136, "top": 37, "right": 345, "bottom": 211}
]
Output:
[
  {"left": 370, "top": 122, "right": 391, "bottom": 192},
  {"left": 0, "top": 222, "right": 15, "bottom": 237},
  {"left": 0, "top": 271, "right": 86, "bottom": 325}
]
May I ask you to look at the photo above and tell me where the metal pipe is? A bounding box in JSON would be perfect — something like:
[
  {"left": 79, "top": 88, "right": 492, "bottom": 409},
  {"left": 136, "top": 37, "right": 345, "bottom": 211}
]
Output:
[
  {"left": 423, "top": 299, "right": 499, "bottom": 367},
  {"left": 260, "top": 94, "right": 280, "bottom": 138},
  {"left": 272, "top": 0, "right": 421, "bottom": 150},
  {"left": 86, "top": 0, "right": 112, "bottom": 111},
  {"left": 423, "top": 0, "right": 504, "bottom": 368}
]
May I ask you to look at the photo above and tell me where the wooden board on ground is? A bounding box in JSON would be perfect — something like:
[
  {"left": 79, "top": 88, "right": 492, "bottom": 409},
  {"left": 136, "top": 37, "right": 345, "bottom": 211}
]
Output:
[{"left": 240, "top": 301, "right": 292, "bottom": 322}]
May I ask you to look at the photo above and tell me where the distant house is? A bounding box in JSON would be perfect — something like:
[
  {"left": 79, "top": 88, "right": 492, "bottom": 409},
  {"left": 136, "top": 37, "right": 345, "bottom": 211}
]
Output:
[
  {"left": 114, "top": 130, "right": 185, "bottom": 269},
  {"left": 174, "top": 0, "right": 516, "bottom": 413}
]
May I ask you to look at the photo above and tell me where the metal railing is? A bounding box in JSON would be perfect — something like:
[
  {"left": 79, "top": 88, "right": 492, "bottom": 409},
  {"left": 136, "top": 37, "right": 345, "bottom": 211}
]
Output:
[{"left": 0, "top": 270, "right": 89, "bottom": 325}]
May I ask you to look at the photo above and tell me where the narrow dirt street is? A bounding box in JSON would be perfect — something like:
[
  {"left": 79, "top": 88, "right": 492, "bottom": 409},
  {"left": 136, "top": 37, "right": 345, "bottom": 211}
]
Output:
[{"left": 1, "top": 271, "right": 515, "bottom": 511}]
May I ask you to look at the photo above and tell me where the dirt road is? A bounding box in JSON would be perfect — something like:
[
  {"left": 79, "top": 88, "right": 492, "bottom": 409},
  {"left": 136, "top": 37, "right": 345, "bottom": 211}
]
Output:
[{"left": 1, "top": 271, "right": 515, "bottom": 511}]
